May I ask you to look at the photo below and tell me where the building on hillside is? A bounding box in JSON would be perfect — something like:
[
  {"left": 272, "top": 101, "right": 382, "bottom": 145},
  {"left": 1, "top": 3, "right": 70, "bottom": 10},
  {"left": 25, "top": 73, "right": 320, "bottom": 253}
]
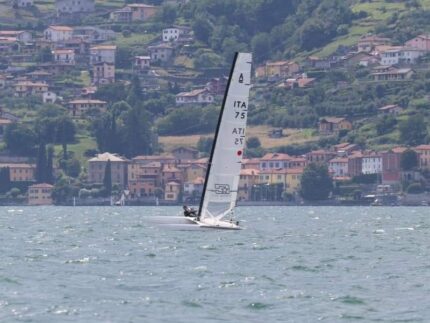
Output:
[
  {"left": 277, "top": 75, "right": 316, "bottom": 89},
  {"left": 415, "top": 145, "right": 430, "bottom": 170},
  {"left": 357, "top": 35, "right": 391, "bottom": 52},
  {"left": 68, "top": 99, "right": 107, "bottom": 118},
  {"left": 55, "top": 0, "right": 95, "bottom": 16},
  {"left": 380, "top": 47, "right": 425, "bottom": 66},
  {"left": 90, "top": 45, "right": 116, "bottom": 64},
  {"left": 72, "top": 26, "right": 116, "bottom": 43},
  {"left": 305, "top": 150, "right": 337, "bottom": 165},
  {"left": 134, "top": 56, "right": 151, "bottom": 72},
  {"left": 285, "top": 168, "right": 304, "bottom": 194},
  {"left": 92, "top": 62, "right": 115, "bottom": 85},
  {"left": 205, "top": 77, "right": 228, "bottom": 95},
  {"left": 370, "top": 66, "right": 414, "bottom": 81},
  {"left": 110, "top": 3, "right": 158, "bottom": 23},
  {"left": 26, "top": 70, "right": 52, "bottom": 83},
  {"left": 161, "top": 165, "right": 183, "bottom": 187},
  {"left": 88, "top": 152, "right": 128, "bottom": 187},
  {"left": 255, "top": 60, "right": 300, "bottom": 79},
  {"left": 341, "top": 51, "right": 380, "bottom": 67},
  {"left": 259, "top": 153, "right": 292, "bottom": 170},
  {"left": 329, "top": 157, "right": 349, "bottom": 178},
  {"left": 42, "top": 91, "right": 59, "bottom": 104},
  {"left": 319, "top": 117, "right": 352, "bottom": 135},
  {"left": 183, "top": 176, "right": 204, "bottom": 202},
  {"left": 257, "top": 168, "right": 304, "bottom": 195},
  {"left": 14, "top": 81, "right": 48, "bottom": 97},
  {"left": 405, "top": 34, "right": 430, "bottom": 52},
  {"left": 13, "top": 0, "right": 33, "bottom": 7},
  {"left": 28, "top": 183, "right": 54, "bottom": 205},
  {"left": 132, "top": 155, "right": 176, "bottom": 167},
  {"left": 0, "top": 31, "right": 32, "bottom": 43},
  {"left": 128, "top": 161, "right": 162, "bottom": 198},
  {"left": 81, "top": 86, "right": 97, "bottom": 98},
  {"left": 241, "top": 158, "right": 260, "bottom": 170},
  {"left": 362, "top": 152, "right": 382, "bottom": 175},
  {"left": 171, "top": 147, "right": 198, "bottom": 161},
  {"left": 238, "top": 168, "right": 259, "bottom": 201},
  {"left": 162, "top": 25, "right": 192, "bottom": 42},
  {"left": 348, "top": 152, "right": 363, "bottom": 178},
  {"left": 334, "top": 143, "right": 359, "bottom": 156},
  {"left": 0, "top": 108, "right": 19, "bottom": 140},
  {"left": 148, "top": 43, "right": 174, "bottom": 63},
  {"left": 0, "top": 163, "right": 36, "bottom": 181},
  {"left": 381, "top": 147, "right": 406, "bottom": 184},
  {"left": 378, "top": 104, "right": 403, "bottom": 116},
  {"left": 164, "top": 181, "right": 181, "bottom": 201},
  {"left": 44, "top": 26, "right": 73, "bottom": 42},
  {"left": 175, "top": 89, "right": 214, "bottom": 105},
  {"left": 181, "top": 163, "right": 206, "bottom": 183},
  {"left": 52, "top": 48, "right": 75, "bottom": 64},
  {"left": 304, "top": 56, "right": 339, "bottom": 69},
  {"left": 126, "top": 3, "right": 158, "bottom": 21}
]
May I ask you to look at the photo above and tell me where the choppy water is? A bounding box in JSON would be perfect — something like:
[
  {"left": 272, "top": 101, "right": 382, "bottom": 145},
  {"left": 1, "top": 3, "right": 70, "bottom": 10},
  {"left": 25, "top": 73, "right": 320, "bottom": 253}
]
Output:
[{"left": 0, "top": 206, "right": 429, "bottom": 322}]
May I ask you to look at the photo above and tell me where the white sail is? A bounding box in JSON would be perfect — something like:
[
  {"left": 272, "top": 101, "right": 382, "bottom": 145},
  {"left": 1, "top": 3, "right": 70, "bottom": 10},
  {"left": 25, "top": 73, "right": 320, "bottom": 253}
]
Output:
[{"left": 200, "top": 53, "right": 252, "bottom": 221}]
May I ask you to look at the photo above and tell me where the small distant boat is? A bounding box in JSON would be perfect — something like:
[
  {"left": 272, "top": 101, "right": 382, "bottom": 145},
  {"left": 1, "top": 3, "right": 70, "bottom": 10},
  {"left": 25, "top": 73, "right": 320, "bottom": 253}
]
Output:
[
  {"left": 182, "top": 52, "right": 252, "bottom": 230},
  {"left": 114, "top": 193, "right": 126, "bottom": 206}
]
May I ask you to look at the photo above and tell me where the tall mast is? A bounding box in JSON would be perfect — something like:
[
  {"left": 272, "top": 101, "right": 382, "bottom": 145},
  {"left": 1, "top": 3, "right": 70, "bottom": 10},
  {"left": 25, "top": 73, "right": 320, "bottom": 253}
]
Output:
[{"left": 197, "top": 53, "right": 239, "bottom": 218}]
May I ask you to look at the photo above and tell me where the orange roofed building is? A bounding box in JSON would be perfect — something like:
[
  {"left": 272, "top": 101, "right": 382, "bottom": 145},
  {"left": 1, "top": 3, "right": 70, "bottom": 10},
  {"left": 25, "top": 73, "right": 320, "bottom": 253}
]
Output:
[{"left": 28, "top": 183, "right": 54, "bottom": 205}]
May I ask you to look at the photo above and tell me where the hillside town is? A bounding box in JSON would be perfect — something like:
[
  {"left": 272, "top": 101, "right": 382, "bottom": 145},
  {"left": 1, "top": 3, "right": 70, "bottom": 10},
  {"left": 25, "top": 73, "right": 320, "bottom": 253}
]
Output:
[{"left": 1, "top": 1, "right": 430, "bottom": 205}]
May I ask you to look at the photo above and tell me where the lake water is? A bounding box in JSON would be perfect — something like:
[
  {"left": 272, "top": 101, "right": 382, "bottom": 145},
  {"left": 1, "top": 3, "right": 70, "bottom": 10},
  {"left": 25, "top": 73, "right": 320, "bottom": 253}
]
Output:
[{"left": 0, "top": 206, "right": 429, "bottom": 322}]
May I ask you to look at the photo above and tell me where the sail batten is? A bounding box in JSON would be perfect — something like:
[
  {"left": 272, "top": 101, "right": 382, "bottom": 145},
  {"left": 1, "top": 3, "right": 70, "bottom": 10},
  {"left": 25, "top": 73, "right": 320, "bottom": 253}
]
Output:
[{"left": 199, "top": 53, "right": 252, "bottom": 221}]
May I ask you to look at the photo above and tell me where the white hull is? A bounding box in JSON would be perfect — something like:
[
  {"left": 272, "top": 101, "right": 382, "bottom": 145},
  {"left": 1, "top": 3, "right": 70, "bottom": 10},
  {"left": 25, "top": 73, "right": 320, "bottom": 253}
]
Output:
[{"left": 188, "top": 217, "right": 242, "bottom": 230}]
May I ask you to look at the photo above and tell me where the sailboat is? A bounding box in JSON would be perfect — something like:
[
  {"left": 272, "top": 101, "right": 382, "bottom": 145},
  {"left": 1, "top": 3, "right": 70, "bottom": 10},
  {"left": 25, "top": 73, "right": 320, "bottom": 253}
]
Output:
[{"left": 184, "top": 52, "right": 252, "bottom": 230}]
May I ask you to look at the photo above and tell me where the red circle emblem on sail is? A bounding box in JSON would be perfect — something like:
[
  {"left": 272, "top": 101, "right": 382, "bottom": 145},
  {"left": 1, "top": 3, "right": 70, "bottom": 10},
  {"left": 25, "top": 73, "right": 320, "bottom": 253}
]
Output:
[{"left": 237, "top": 150, "right": 242, "bottom": 156}]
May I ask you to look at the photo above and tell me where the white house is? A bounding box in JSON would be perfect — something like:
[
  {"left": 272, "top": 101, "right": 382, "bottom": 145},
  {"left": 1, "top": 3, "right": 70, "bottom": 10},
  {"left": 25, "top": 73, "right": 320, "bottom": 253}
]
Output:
[
  {"left": 42, "top": 91, "right": 58, "bottom": 104},
  {"left": 44, "top": 26, "right": 73, "bottom": 42},
  {"left": 329, "top": 157, "right": 349, "bottom": 177},
  {"left": 52, "top": 48, "right": 75, "bottom": 64},
  {"left": 162, "top": 26, "right": 192, "bottom": 42},
  {"left": 148, "top": 43, "right": 174, "bottom": 63},
  {"left": 0, "top": 31, "right": 32, "bottom": 43},
  {"left": 134, "top": 56, "right": 151, "bottom": 71},
  {"left": 55, "top": 0, "right": 95, "bottom": 16},
  {"left": 362, "top": 153, "right": 382, "bottom": 175},
  {"left": 381, "top": 47, "right": 425, "bottom": 66},
  {"left": 175, "top": 89, "right": 214, "bottom": 105},
  {"left": 378, "top": 104, "right": 403, "bottom": 116},
  {"left": 90, "top": 45, "right": 116, "bottom": 64}
]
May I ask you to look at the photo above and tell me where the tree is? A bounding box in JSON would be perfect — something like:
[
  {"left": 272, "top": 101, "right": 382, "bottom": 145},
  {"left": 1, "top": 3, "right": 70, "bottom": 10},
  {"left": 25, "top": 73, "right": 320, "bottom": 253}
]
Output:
[
  {"left": 401, "top": 149, "right": 419, "bottom": 171},
  {"left": 406, "top": 182, "right": 423, "bottom": 194},
  {"left": 36, "top": 142, "right": 47, "bottom": 183},
  {"left": 95, "top": 83, "right": 127, "bottom": 103},
  {"left": 197, "top": 136, "right": 213, "bottom": 154},
  {"left": 36, "top": 47, "right": 53, "bottom": 63},
  {"left": 251, "top": 32, "right": 270, "bottom": 63},
  {"left": 0, "top": 167, "right": 11, "bottom": 194},
  {"left": 300, "top": 163, "right": 333, "bottom": 200},
  {"left": 103, "top": 160, "right": 112, "bottom": 197},
  {"left": 120, "top": 106, "right": 153, "bottom": 157},
  {"left": 376, "top": 115, "right": 397, "bottom": 136},
  {"left": 192, "top": 16, "right": 213, "bottom": 43},
  {"left": 116, "top": 47, "right": 132, "bottom": 69},
  {"left": 4, "top": 124, "right": 37, "bottom": 156},
  {"left": 399, "top": 115, "right": 428, "bottom": 146},
  {"left": 247, "top": 137, "right": 261, "bottom": 149},
  {"left": 46, "top": 145, "right": 54, "bottom": 184}
]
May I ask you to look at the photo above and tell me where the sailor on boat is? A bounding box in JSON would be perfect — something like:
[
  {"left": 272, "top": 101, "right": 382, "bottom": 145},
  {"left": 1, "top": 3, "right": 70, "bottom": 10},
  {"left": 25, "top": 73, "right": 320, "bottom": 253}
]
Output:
[{"left": 183, "top": 205, "right": 198, "bottom": 219}]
